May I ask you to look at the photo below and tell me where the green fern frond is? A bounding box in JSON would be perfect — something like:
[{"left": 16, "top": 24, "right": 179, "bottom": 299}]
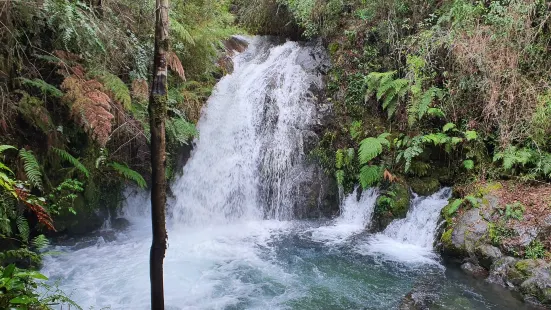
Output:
[
  {"left": 52, "top": 148, "right": 90, "bottom": 178},
  {"left": 31, "top": 234, "right": 50, "bottom": 251},
  {"left": 0, "top": 145, "right": 17, "bottom": 154},
  {"left": 170, "top": 18, "right": 196, "bottom": 46},
  {"left": 359, "top": 165, "right": 382, "bottom": 188},
  {"left": 335, "top": 149, "right": 344, "bottom": 169},
  {"left": 358, "top": 138, "right": 382, "bottom": 164},
  {"left": 16, "top": 216, "right": 30, "bottom": 243},
  {"left": 18, "top": 149, "right": 43, "bottom": 190},
  {"left": 109, "top": 162, "right": 146, "bottom": 189},
  {"left": 0, "top": 163, "right": 14, "bottom": 175},
  {"left": 19, "top": 78, "right": 63, "bottom": 98},
  {"left": 335, "top": 170, "right": 345, "bottom": 185}
]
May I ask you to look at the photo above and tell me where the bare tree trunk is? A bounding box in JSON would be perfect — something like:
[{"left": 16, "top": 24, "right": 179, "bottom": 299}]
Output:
[{"left": 148, "top": 0, "right": 169, "bottom": 309}]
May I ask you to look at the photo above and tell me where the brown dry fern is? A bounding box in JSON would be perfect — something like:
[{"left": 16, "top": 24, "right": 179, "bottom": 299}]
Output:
[{"left": 61, "top": 76, "right": 114, "bottom": 146}]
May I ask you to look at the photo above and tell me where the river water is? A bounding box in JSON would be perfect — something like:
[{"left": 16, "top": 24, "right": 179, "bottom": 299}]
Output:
[{"left": 42, "top": 37, "right": 533, "bottom": 310}]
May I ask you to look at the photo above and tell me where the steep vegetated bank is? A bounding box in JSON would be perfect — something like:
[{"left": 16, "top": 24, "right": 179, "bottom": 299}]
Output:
[
  {"left": 236, "top": 0, "right": 551, "bottom": 306},
  {"left": 0, "top": 1, "right": 239, "bottom": 307}
]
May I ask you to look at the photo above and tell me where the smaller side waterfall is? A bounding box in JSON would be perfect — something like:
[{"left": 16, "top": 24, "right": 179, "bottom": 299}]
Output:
[
  {"left": 358, "top": 188, "right": 451, "bottom": 264},
  {"left": 383, "top": 188, "right": 452, "bottom": 247},
  {"left": 310, "top": 188, "right": 378, "bottom": 244}
]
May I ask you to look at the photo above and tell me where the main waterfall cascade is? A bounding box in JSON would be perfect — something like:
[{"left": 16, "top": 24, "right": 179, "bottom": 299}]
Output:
[
  {"left": 42, "top": 38, "right": 533, "bottom": 310},
  {"left": 170, "top": 36, "right": 330, "bottom": 224}
]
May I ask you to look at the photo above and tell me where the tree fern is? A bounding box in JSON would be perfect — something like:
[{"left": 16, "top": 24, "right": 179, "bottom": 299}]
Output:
[
  {"left": 359, "top": 165, "right": 382, "bottom": 188},
  {"left": 18, "top": 149, "right": 43, "bottom": 191},
  {"left": 109, "top": 162, "right": 146, "bottom": 189},
  {"left": 19, "top": 78, "right": 63, "bottom": 98},
  {"left": 408, "top": 87, "right": 442, "bottom": 126},
  {"left": 52, "top": 148, "right": 90, "bottom": 178}
]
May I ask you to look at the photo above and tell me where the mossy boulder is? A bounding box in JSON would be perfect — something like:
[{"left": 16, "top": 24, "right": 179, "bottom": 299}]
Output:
[
  {"left": 409, "top": 177, "right": 440, "bottom": 196},
  {"left": 372, "top": 182, "right": 410, "bottom": 231}
]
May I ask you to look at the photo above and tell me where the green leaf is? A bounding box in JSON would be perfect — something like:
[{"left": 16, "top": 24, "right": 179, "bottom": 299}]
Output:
[
  {"left": 18, "top": 149, "right": 43, "bottom": 190},
  {"left": 3, "top": 264, "right": 15, "bottom": 278},
  {"left": 465, "top": 130, "right": 478, "bottom": 141},
  {"left": 443, "top": 123, "right": 456, "bottom": 132},
  {"left": 52, "top": 148, "right": 90, "bottom": 178},
  {"left": 465, "top": 195, "right": 479, "bottom": 207},
  {"left": 447, "top": 199, "right": 463, "bottom": 216},
  {"left": 427, "top": 108, "right": 445, "bottom": 118},
  {"left": 0, "top": 145, "right": 17, "bottom": 154},
  {"left": 109, "top": 162, "right": 146, "bottom": 189},
  {"left": 10, "top": 295, "right": 35, "bottom": 304},
  {"left": 359, "top": 165, "right": 382, "bottom": 188},
  {"left": 358, "top": 138, "right": 383, "bottom": 164},
  {"left": 463, "top": 160, "right": 474, "bottom": 170}
]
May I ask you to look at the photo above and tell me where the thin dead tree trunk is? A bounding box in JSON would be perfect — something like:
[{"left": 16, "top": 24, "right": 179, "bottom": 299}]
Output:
[{"left": 148, "top": 0, "right": 169, "bottom": 309}]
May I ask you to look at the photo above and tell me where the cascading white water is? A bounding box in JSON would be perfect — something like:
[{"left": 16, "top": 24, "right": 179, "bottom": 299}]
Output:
[
  {"left": 358, "top": 188, "right": 452, "bottom": 264},
  {"left": 40, "top": 37, "right": 524, "bottom": 310},
  {"left": 170, "top": 36, "right": 325, "bottom": 224},
  {"left": 310, "top": 188, "right": 378, "bottom": 244}
]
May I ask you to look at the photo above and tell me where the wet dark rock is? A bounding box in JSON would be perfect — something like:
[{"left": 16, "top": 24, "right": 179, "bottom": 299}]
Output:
[
  {"left": 448, "top": 209, "right": 489, "bottom": 254},
  {"left": 372, "top": 182, "right": 411, "bottom": 232},
  {"left": 461, "top": 262, "right": 489, "bottom": 278},
  {"left": 399, "top": 281, "right": 439, "bottom": 310},
  {"left": 488, "top": 256, "right": 517, "bottom": 286},
  {"left": 111, "top": 218, "right": 131, "bottom": 231},
  {"left": 475, "top": 244, "right": 503, "bottom": 269},
  {"left": 409, "top": 177, "right": 441, "bottom": 197}
]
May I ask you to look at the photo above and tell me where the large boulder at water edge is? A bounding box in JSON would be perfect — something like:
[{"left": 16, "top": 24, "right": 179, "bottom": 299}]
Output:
[
  {"left": 372, "top": 181, "right": 411, "bottom": 232},
  {"left": 438, "top": 181, "right": 551, "bottom": 306}
]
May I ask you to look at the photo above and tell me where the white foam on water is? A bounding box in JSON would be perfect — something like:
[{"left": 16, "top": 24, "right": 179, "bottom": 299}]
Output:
[
  {"left": 310, "top": 188, "right": 378, "bottom": 244},
  {"left": 357, "top": 188, "right": 451, "bottom": 265}
]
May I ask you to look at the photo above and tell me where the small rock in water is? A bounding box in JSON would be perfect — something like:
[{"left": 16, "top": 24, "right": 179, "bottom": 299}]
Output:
[{"left": 461, "top": 262, "right": 489, "bottom": 278}]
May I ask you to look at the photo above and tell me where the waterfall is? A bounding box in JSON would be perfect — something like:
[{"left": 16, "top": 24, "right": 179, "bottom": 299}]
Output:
[
  {"left": 170, "top": 36, "right": 328, "bottom": 224},
  {"left": 357, "top": 188, "right": 452, "bottom": 265},
  {"left": 311, "top": 188, "right": 378, "bottom": 244}
]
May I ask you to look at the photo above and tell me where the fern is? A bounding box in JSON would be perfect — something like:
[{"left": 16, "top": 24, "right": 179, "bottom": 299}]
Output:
[
  {"left": 464, "top": 130, "right": 478, "bottom": 141},
  {"left": 358, "top": 133, "right": 390, "bottom": 164},
  {"left": 493, "top": 146, "right": 534, "bottom": 172},
  {"left": 166, "top": 112, "right": 198, "bottom": 146},
  {"left": 18, "top": 149, "right": 43, "bottom": 191},
  {"left": 16, "top": 216, "right": 30, "bottom": 244},
  {"left": 96, "top": 73, "right": 132, "bottom": 110},
  {"left": 463, "top": 160, "right": 475, "bottom": 170},
  {"left": 335, "top": 170, "right": 345, "bottom": 185},
  {"left": 443, "top": 123, "right": 456, "bottom": 133},
  {"left": 31, "top": 234, "right": 49, "bottom": 251},
  {"left": 52, "top": 148, "right": 90, "bottom": 178},
  {"left": 408, "top": 87, "right": 442, "bottom": 126},
  {"left": 19, "top": 78, "right": 63, "bottom": 98},
  {"left": 0, "top": 145, "right": 17, "bottom": 154},
  {"left": 109, "top": 162, "right": 146, "bottom": 189},
  {"left": 446, "top": 199, "right": 463, "bottom": 216},
  {"left": 365, "top": 71, "right": 409, "bottom": 118},
  {"left": 359, "top": 165, "right": 382, "bottom": 188},
  {"left": 335, "top": 149, "right": 344, "bottom": 169}
]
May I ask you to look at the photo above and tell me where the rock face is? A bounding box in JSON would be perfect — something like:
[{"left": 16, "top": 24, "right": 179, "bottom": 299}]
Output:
[
  {"left": 439, "top": 182, "right": 551, "bottom": 306},
  {"left": 293, "top": 39, "right": 338, "bottom": 218}
]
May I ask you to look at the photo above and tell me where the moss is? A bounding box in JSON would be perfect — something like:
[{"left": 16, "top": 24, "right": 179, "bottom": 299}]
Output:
[
  {"left": 441, "top": 228, "right": 453, "bottom": 247},
  {"left": 409, "top": 177, "right": 440, "bottom": 196},
  {"left": 328, "top": 42, "right": 340, "bottom": 55},
  {"left": 475, "top": 182, "right": 503, "bottom": 197},
  {"left": 514, "top": 260, "right": 533, "bottom": 276},
  {"left": 373, "top": 182, "right": 411, "bottom": 231}
]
